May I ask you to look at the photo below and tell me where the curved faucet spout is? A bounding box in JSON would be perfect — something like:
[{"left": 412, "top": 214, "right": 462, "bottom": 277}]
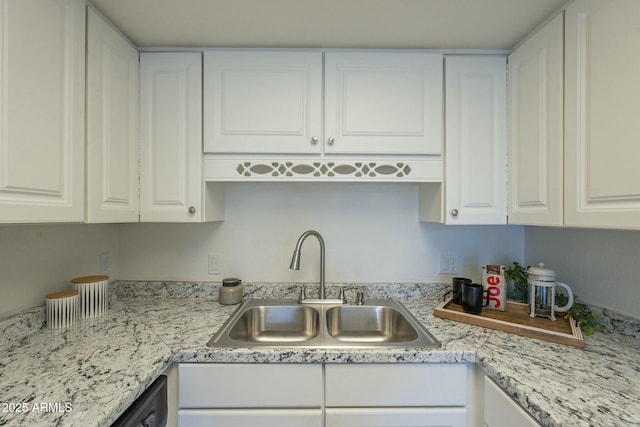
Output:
[{"left": 289, "top": 230, "right": 326, "bottom": 299}]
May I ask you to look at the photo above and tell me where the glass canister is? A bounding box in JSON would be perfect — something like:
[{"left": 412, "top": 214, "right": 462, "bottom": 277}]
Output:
[{"left": 219, "top": 277, "right": 243, "bottom": 305}]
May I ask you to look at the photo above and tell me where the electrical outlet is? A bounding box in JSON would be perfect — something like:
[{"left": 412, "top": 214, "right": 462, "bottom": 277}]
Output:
[
  {"left": 100, "top": 252, "right": 111, "bottom": 275},
  {"left": 439, "top": 254, "right": 460, "bottom": 275},
  {"left": 208, "top": 253, "right": 222, "bottom": 275}
]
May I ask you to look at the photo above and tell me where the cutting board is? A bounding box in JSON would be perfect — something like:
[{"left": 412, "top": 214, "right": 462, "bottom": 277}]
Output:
[{"left": 433, "top": 298, "right": 584, "bottom": 349}]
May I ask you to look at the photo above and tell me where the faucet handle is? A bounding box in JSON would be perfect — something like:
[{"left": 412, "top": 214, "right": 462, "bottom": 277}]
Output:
[
  {"left": 297, "top": 286, "right": 307, "bottom": 304},
  {"left": 355, "top": 291, "right": 365, "bottom": 305},
  {"left": 338, "top": 287, "right": 348, "bottom": 304}
]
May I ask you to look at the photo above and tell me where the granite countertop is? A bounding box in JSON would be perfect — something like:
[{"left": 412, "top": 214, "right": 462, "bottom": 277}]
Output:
[{"left": 1, "top": 282, "right": 639, "bottom": 427}]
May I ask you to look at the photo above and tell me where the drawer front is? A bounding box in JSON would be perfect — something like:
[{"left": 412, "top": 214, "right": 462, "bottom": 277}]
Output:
[
  {"left": 326, "top": 407, "right": 467, "bottom": 427},
  {"left": 179, "top": 409, "right": 322, "bottom": 427},
  {"left": 178, "top": 363, "right": 322, "bottom": 408},
  {"left": 325, "top": 363, "right": 468, "bottom": 407}
]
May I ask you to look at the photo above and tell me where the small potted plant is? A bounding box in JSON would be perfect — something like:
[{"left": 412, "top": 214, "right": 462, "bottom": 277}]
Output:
[
  {"left": 556, "top": 293, "right": 601, "bottom": 336},
  {"left": 505, "top": 261, "right": 529, "bottom": 302}
]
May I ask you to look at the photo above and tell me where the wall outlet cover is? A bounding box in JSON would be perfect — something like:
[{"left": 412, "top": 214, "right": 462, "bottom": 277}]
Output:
[{"left": 439, "top": 254, "right": 460, "bottom": 275}]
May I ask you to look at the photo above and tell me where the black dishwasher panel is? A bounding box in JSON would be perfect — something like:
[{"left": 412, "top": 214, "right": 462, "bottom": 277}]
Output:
[{"left": 111, "top": 375, "right": 167, "bottom": 427}]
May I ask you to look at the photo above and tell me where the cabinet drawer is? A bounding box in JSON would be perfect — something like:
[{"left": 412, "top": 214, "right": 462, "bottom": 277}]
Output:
[
  {"left": 326, "top": 407, "right": 467, "bottom": 427},
  {"left": 178, "top": 409, "right": 322, "bottom": 427},
  {"left": 484, "top": 377, "right": 540, "bottom": 427},
  {"left": 325, "top": 363, "right": 468, "bottom": 407},
  {"left": 178, "top": 363, "right": 322, "bottom": 408}
]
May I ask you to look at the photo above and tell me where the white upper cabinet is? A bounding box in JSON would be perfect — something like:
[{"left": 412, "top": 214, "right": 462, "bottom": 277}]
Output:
[
  {"left": 140, "top": 52, "right": 224, "bottom": 222},
  {"left": 0, "top": 0, "right": 85, "bottom": 223},
  {"left": 507, "top": 13, "right": 564, "bottom": 226},
  {"left": 439, "top": 55, "right": 507, "bottom": 224},
  {"left": 324, "top": 52, "right": 442, "bottom": 155},
  {"left": 86, "top": 7, "right": 139, "bottom": 223},
  {"left": 203, "top": 50, "right": 443, "bottom": 156},
  {"left": 564, "top": 0, "right": 640, "bottom": 229},
  {"left": 204, "top": 51, "right": 323, "bottom": 154}
]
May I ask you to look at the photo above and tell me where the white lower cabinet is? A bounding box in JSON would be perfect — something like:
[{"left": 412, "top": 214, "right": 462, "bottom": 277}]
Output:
[
  {"left": 326, "top": 408, "right": 467, "bottom": 427},
  {"left": 483, "top": 376, "right": 540, "bottom": 427},
  {"left": 325, "top": 363, "right": 467, "bottom": 407},
  {"left": 177, "top": 363, "right": 322, "bottom": 427},
  {"left": 180, "top": 409, "right": 322, "bottom": 427},
  {"left": 325, "top": 364, "right": 468, "bottom": 427},
  {"left": 178, "top": 363, "right": 470, "bottom": 427}
]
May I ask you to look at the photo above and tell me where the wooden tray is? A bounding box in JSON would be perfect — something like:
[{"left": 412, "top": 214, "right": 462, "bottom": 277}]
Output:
[{"left": 433, "top": 298, "right": 584, "bottom": 349}]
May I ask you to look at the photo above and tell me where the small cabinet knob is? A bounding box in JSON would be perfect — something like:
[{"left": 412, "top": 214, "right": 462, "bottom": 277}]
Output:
[
  {"left": 311, "top": 136, "right": 318, "bottom": 144},
  {"left": 451, "top": 208, "right": 459, "bottom": 217},
  {"left": 327, "top": 137, "right": 335, "bottom": 145},
  {"left": 188, "top": 206, "right": 196, "bottom": 214}
]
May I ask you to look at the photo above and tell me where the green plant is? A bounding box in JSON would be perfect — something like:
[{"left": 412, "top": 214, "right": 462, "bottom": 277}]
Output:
[
  {"left": 504, "top": 262, "right": 529, "bottom": 294},
  {"left": 556, "top": 294, "right": 601, "bottom": 336}
]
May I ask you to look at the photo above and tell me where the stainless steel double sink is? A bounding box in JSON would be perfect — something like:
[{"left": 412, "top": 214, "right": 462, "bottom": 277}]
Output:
[{"left": 207, "top": 299, "right": 440, "bottom": 348}]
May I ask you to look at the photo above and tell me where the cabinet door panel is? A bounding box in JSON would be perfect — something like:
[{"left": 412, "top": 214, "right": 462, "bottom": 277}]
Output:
[
  {"left": 325, "top": 363, "right": 467, "bottom": 407},
  {"left": 507, "top": 13, "right": 563, "bottom": 226},
  {"left": 178, "top": 363, "right": 322, "bottom": 408},
  {"left": 0, "top": 0, "right": 85, "bottom": 222},
  {"left": 179, "top": 409, "right": 322, "bottom": 427},
  {"left": 86, "top": 8, "right": 139, "bottom": 223},
  {"left": 204, "top": 51, "right": 322, "bottom": 154},
  {"left": 325, "top": 52, "right": 443, "bottom": 155},
  {"left": 139, "top": 52, "right": 203, "bottom": 222},
  {"left": 326, "top": 408, "right": 467, "bottom": 427},
  {"left": 444, "top": 56, "right": 507, "bottom": 224},
  {"left": 565, "top": 0, "right": 640, "bottom": 228}
]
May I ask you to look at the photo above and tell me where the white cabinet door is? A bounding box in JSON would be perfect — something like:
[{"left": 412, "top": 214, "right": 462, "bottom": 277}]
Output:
[
  {"left": 0, "top": 0, "right": 85, "bottom": 223},
  {"left": 86, "top": 7, "right": 139, "bottom": 223},
  {"left": 326, "top": 408, "right": 467, "bottom": 427},
  {"left": 507, "top": 13, "right": 564, "bottom": 226},
  {"left": 324, "top": 52, "right": 443, "bottom": 155},
  {"left": 484, "top": 377, "right": 540, "bottom": 427},
  {"left": 178, "top": 364, "right": 323, "bottom": 427},
  {"left": 178, "top": 363, "right": 323, "bottom": 408},
  {"left": 140, "top": 52, "right": 222, "bottom": 222},
  {"left": 179, "top": 409, "right": 322, "bottom": 427},
  {"left": 443, "top": 56, "right": 507, "bottom": 224},
  {"left": 203, "top": 50, "right": 442, "bottom": 156},
  {"left": 565, "top": 0, "right": 640, "bottom": 229},
  {"left": 325, "top": 363, "right": 468, "bottom": 407},
  {"left": 203, "top": 51, "right": 323, "bottom": 154}
]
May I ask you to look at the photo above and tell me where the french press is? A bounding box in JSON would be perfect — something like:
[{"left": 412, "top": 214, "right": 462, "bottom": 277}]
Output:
[{"left": 528, "top": 263, "right": 574, "bottom": 320}]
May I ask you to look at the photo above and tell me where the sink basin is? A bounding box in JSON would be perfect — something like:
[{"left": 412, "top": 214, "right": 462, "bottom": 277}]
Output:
[
  {"left": 228, "top": 305, "right": 319, "bottom": 343},
  {"left": 326, "top": 305, "right": 419, "bottom": 343},
  {"left": 208, "top": 298, "right": 440, "bottom": 348}
]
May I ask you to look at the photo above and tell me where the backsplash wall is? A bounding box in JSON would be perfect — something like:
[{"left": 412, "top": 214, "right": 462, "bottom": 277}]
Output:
[
  {"left": 3, "top": 184, "right": 639, "bottom": 319},
  {"left": 525, "top": 226, "right": 640, "bottom": 318},
  {"left": 117, "top": 183, "right": 524, "bottom": 285},
  {"left": 0, "top": 224, "right": 119, "bottom": 315}
]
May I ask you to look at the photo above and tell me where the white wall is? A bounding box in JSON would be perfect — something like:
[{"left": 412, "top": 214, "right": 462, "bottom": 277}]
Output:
[
  {"left": 0, "top": 224, "right": 119, "bottom": 315},
  {"left": 117, "top": 183, "right": 525, "bottom": 284},
  {"left": 525, "top": 226, "right": 640, "bottom": 318},
  {"left": 3, "top": 187, "right": 638, "bottom": 321},
  {"left": 0, "top": 184, "right": 525, "bottom": 316}
]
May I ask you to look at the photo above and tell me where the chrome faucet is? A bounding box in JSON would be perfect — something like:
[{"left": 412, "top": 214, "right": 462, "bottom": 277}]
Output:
[{"left": 289, "top": 230, "right": 326, "bottom": 299}]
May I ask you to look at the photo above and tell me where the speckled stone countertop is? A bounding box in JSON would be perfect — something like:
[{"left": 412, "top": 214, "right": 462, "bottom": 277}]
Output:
[{"left": 1, "top": 282, "right": 639, "bottom": 427}]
